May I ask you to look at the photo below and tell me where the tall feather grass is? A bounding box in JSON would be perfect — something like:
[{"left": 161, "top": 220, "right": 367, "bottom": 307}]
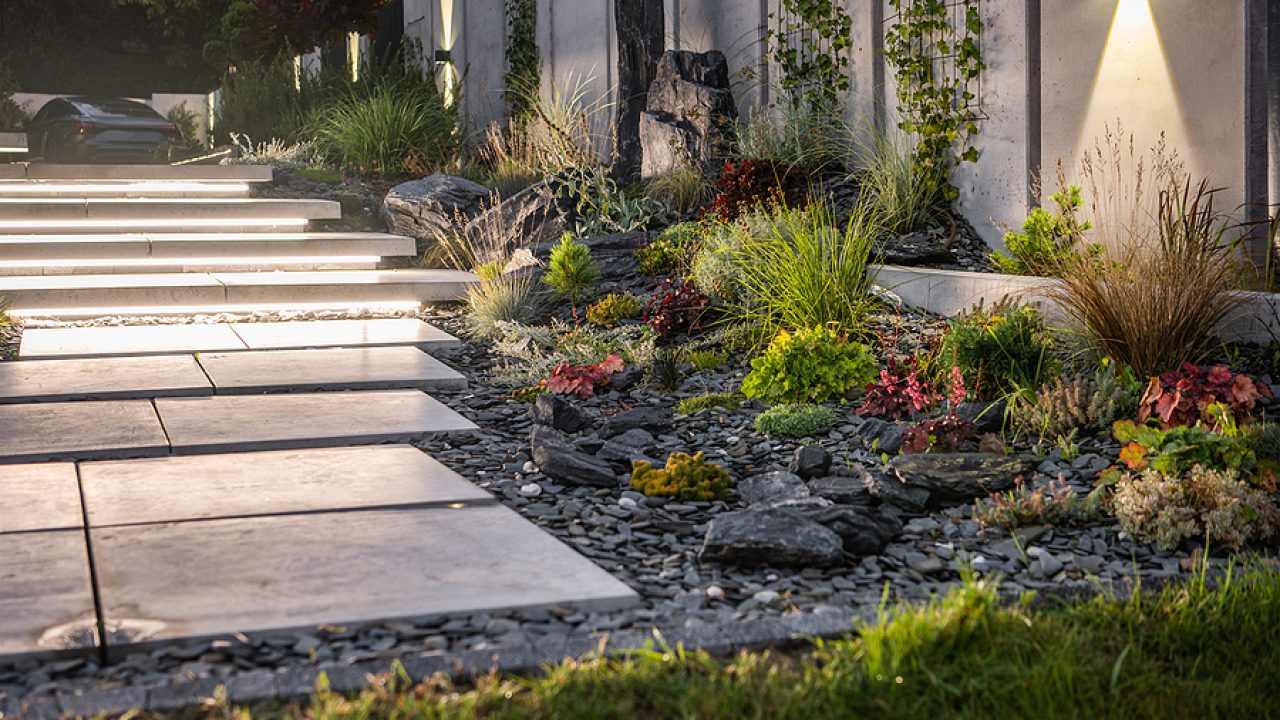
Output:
[
  {"left": 855, "top": 126, "right": 947, "bottom": 236},
  {"left": 735, "top": 103, "right": 852, "bottom": 173}
]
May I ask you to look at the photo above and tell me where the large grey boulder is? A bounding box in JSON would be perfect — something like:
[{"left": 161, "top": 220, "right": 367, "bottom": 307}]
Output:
[
  {"left": 700, "top": 508, "right": 844, "bottom": 568},
  {"left": 529, "top": 394, "right": 590, "bottom": 434},
  {"left": 382, "top": 173, "right": 492, "bottom": 254},
  {"left": 888, "top": 453, "right": 1030, "bottom": 508},
  {"left": 600, "top": 406, "right": 673, "bottom": 439},
  {"left": 640, "top": 50, "right": 737, "bottom": 178},
  {"left": 463, "top": 179, "right": 575, "bottom": 255},
  {"left": 801, "top": 505, "right": 903, "bottom": 557}
]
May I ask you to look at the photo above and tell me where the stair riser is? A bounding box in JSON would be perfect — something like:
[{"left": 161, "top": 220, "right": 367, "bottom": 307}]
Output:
[
  {"left": 0, "top": 199, "right": 340, "bottom": 222},
  {"left": 0, "top": 164, "right": 273, "bottom": 182},
  {"left": 0, "top": 238, "right": 414, "bottom": 262},
  {"left": 0, "top": 262, "right": 381, "bottom": 275},
  {"left": 2, "top": 281, "right": 470, "bottom": 312}
]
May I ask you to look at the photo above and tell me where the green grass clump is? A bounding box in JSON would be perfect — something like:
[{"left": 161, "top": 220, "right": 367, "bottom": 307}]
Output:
[
  {"left": 717, "top": 201, "right": 881, "bottom": 341},
  {"left": 464, "top": 273, "right": 546, "bottom": 340},
  {"left": 677, "top": 392, "right": 744, "bottom": 414},
  {"left": 246, "top": 567, "right": 1280, "bottom": 719},
  {"left": 680, "top": 349, "right": 727, "bottom": 371},
  {"left": 646, "top": 166, "right": 711, "bottom": 213},
  {"left": 754, "top": 403, "right": 837, "bottom": 437}
]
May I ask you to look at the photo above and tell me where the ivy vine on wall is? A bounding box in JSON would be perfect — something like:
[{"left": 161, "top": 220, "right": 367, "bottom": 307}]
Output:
[
  {"left": 504, "top": 0, "right": 539, "bottom": 121},
  {"left": 884, "top": 0, "right": 984, "bottom": 200},
  {"left": 768, "top": 0, "right": 853, "bottom": 109}
]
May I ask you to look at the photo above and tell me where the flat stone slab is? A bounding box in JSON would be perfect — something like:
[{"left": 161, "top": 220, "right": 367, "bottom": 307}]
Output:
[
  {"left": 0, "top": 400, "right": 168, "bottom": 464},
  {"left": 0, "top": 463, "right": 82, "bottom": 534},
  {"left": 230, "top": 318, "right": 461, "bottom": 351},
  {"left": 81, "top": 445, "right": 492, "bottom": 526},
  {"left": 196, "top": 346, "right": 466, "bottom": 394},
  {"left": 155, "top": 390, "right": 478, "bottom": 454},
  {"left": 14, "top": 163, "right": 272, "bottom": 182},
  {"left": 91, "top": 505, "right": 637, "bottom": 645},
  {"left": 0, "top": 530, "right": 97, "bottom": 658},
  {"left": 0, "top": 355, "right": 211, "bottom": 403},
  {"left": 20, "top": 323, "right": 247, "bottom": 359}
]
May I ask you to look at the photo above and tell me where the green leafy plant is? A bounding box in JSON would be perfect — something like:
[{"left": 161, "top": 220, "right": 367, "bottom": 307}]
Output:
[
  {"left": 935, "top": 300, "right": 1057, "bottom": 400},
  {"left": 630, "top": 452, "right": 733, "bottom": 501},
  {"left": 165, "top": 103, "right": 203, "bottom": 149},
  {"left": 754, "top": 403, "right": 838, "bottom": 437},
  {"left": 718, "top": 201, "right": 882, "bottom": 341},
  {"left": 543, "top": 234, "right": 601, "bottom": 322},
  {"left": 585, "top": 293, "right": 643, "bottom": 328},
  {"left": 1111, "top": 464, "right": 1278, "bottom": 551},
  {"left": 563, "top": 166, "right": 674, "bottom": 236},
  {"left": 1111, "top": 418, "right": 1273, "bottom": 489},
  {"left": 650, "top": 347, "right": 682, "bottom": 392},
  {"left": 883, "top": 0, "right": 984, "bottom": 200},
  {"left": 636, "top": 223, "right": 701, "bottom": 276},
  {"left": 677, "top": 392, "right": 744, "bottom": 415},
  {"left": 973, "top": 476, "right": 1104, "bottom": 530},
  {"left": 992, "top": 185, "right": 1097, "bottom": 276},
  {"left": 767, "top": 0, "right": 853, "bottom": 110},
  {"left": 1011, "top": 363, "right": 1139, "bottom": 440},
  {"left": 742, "top": 325, "right": 877, "bottom": 405}
]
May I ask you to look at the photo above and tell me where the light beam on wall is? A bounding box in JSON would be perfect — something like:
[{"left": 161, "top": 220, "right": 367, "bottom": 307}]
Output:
[
  {"left": 438, "top": 0, "right": 457, "bottom": 106},
  {"left": 1075, "top": 0, "right": 1190, "bottom": 170}
]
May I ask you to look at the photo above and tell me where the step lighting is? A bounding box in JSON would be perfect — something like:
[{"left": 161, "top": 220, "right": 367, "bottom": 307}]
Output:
[
  {"left": 0, "top": 256, "right": 383, "bottom": 270},
  {"left": 0, "top": 218, "right": 310, "bottom": 230},
  {"left": 0, "top": 182, "right": 251, "bottom": 196},
  {"left": 6, "top": 300, "right": 424, "bottom": 319}
]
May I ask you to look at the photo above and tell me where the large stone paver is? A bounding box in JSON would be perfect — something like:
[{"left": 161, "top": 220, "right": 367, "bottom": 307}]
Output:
[
  {"left": 81, "top": 445, "right": 492, "bottom": 526},
  {"left": 0, "top": 354, "right": 211, "bottom": 403},
  {"left": 0, "top": 530, "right": 97, "bottom": 658},
  {"left": 91, "top": 505, "right": 638, "bottom": 645},
  {"left": 0, "top": 463, "right": 82, "bottom": 534},
  {"left": 155, "top": 390, "right": 477, "bottom": 455},
  {"left": 0, "top": 400, "right": 168, "bottom": 464},
  {"left": 197, "top": 346, "right": 466, "bottom": 394},
  {"left": 20, "top": 323, "right": 247, "bottom": 359},
  {"left": 230, "top": 318, "right": 461, "bottom": 351}
]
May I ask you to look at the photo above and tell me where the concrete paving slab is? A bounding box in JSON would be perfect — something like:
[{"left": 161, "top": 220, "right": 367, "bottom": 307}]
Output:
[
  {"left": 197, "top": 346, "right": 466, "bottom": 394},
  {"left": 0, "top": 530, "right": 98, "bottom": 658},
  {"left": 0, "top": 272, "right": 226, "bottom": 310},
  {"left": 92, "top": 505, "right": 638, "bottom": 645},
  {"left": 214, "top": 269, "right": 475, "bottom": 305},
  {"left": 0, "top": 355, "right": 211, "bottom": 403},
  {"left": 81, "top": 445, "right": 492, "bottom": 526},
  {"left": 0, "top": 463, "right": 82, "bottom": 534},
  {"left": 155, "top": 390, "right": 478, "bottom": 454},
  {"left": 230, "top": 319, "right": 461, "bottom": 351},
  {"left": 0, "top": 400, "right": 168, "bottom": 464},
  {"left": 0, "top": 198, "right": 339, "bottom": 221},
  {"left": 20, "top": 324, "right": 248, "bottom": 359}
]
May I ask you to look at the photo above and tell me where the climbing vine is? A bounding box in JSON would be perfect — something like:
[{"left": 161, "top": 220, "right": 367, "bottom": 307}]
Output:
[
  {"left": 884, "top": 0, "right": 984, "bottom": 200},
  {"left": 768, "top": 0, "right": 853, "bottom": 109},
  {"left": 504, "top": 0, "right": 539, "bottom": 121}
]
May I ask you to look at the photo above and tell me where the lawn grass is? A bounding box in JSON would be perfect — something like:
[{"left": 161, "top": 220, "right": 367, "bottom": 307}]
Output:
[{"left": 197, "top": 564, "right": 1280, "bottom": 719}]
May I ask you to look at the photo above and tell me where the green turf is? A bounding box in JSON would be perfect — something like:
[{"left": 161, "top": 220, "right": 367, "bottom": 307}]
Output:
[{"left": 185, "top": 563, "right": 1280, "bottom": 719}]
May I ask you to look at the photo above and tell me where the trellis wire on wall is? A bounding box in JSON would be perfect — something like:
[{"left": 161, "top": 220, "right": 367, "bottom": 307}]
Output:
[
  {"left": 885, "top": 0, "right": 986, "bottom": 122},
  {"left": 768, "top": 0, "right": 853, "bottom": 109}
]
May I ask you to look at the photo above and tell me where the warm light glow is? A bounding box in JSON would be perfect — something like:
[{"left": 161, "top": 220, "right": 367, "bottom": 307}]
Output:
[
  {"left": 0, "top": 147, "right": 26, "bottom": 153},
  {"left": 293, "top": 55, "right": 303, "bottom": 92},
  {"left": 0, "top": 182, "right": 250, "bottom": 196},
  {"left": 349, "top": 33, "right": 361, "bottom": 82},
  {"left": 439, "top": 0, "right": 456, "bottom": 106},
  {"left": 0, "top": 256, "right": 383, "bottom": 270},
  {"left": 0, "top": 218, "right": 309, "bottom": 230},
  {"left": 7, "top": 301, "right": 424, "bottom": 319},
  {"left": 1075, "top": 0, "right": 1189, "bottom": 168}
]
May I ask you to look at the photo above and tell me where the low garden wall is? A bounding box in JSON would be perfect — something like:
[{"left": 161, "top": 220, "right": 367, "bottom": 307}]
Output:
[{"left": 872, "top": 264, "right": 1280, "bottom": 346}]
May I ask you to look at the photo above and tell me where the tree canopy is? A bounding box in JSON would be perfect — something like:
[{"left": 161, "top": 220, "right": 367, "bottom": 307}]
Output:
[{"left": 0, "top": 0, "right": 391, "bottom": 95}]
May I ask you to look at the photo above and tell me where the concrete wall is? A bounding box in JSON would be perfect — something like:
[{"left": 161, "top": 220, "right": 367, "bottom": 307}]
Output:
[{"left": 403, "top": 0, "right": 1255, "bottom": 249}]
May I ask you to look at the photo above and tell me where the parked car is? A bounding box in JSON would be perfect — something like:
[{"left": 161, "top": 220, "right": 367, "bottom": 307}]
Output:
[{"left": 25, "top": 96, "right": 183, "bottom": 163}]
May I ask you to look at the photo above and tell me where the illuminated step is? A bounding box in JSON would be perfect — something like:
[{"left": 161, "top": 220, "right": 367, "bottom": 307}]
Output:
[
  {"left": 0, "top": 269, "right": 476, "bottom": 315},
  {"left": 0, "top": 198, "right": 340, "bottom": 226},
  {"left": 0, "top": 181, "right": 252, "bottom": 199},
  {"left": 0, "top": 163, "right": 272, "bottom": 182},
  {"left": 0, "top": 232, "right": 415, "bottom": 261}
]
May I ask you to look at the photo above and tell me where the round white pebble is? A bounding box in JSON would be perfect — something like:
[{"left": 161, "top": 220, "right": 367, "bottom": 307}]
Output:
[{"left": 519, "top": 483, "right": 543, "bottom": 497}]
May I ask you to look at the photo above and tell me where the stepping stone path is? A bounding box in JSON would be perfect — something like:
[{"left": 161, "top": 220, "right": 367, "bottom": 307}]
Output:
[{"left": 0, "top": 165, "right": 636, "bottom": 662}]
